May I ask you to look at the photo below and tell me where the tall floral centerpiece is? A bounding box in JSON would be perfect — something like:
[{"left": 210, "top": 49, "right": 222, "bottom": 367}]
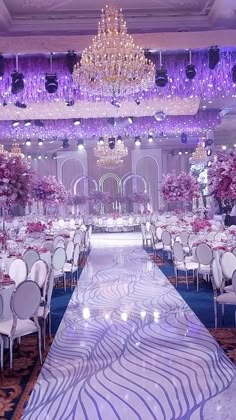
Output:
[
  {"left": 208, "top": 149, "right": 236, "bottom": 199},
  {"left": 67, "top": 193, "right": 88, "bottom": 215},
  {"left": 161, "top": 172, "right": 199, "bottom": 208},
  {"left": 88, "top": 190, "right": 112, "bottom": 215},
  {"left": 0, "top": 153, "right": 33, "bottom": 211},
  {"left": 32, "top": 175, "right": 67, "bottom": 215}
]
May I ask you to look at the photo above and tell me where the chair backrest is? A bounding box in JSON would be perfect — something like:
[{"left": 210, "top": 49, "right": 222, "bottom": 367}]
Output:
[
  {"left": 196, "top": 243, "right": 213, "bottom": 266},
  {"left": 44, "top": 269, "right": 54, "bottom": 312},
  {"left": 0, "top": 294, "right": 3, "bottom": 319},
  {"left": 173, "top": 242, "right": 184, "bottom": 263},
  {"left": 40, "top": 251, "right": 51, "bottom": 269},
  {"left": 31, "top": 259, "right": 48, "bottom": 289},
  {"left": 179, "top": 231, "right": 189, "bottom": 247},
  {"left": 212, "top": 258, "right": 223, "bottom": 290},
  {"left": 11, "top": 280, "right": 41, "bottom": 320},
  {"left": 23, "top": 249, "right": 40, "bottom": 273},
  {"left": 220, "top": 252, "right": 236, "bottom": 280},
  {"left": 9, "top": 259, "right": 28, "bottom": 285},
  {"left": 73, "top": 244, "right": 80, "bottom": 266},
  {"left": 156, "top": 227, "right": 163, "bottom": 241},
  {"left": 207, "top": 231, "right": 216, "bottom": 241},
  {"left": 232, "top": 247, "right": 236, "bottom": 257},
  {"left": 42, "top": 241, "right": 52, "bottom": 252},
  {"left": 55, "top": 239, "right": 65, "bottom": 249},
  {"left": 66, "top": 240, "right": 74, "bottom": 261},
  {"left": 74, "top": 232, "right": 82, "bottom": 245},
  {"left": 161, "top": 230, "right": 171, "bottom": 246},
  {"left": 53, "top": 235, "right": 64, "bottom": 249},
  {"left": 52, "top": 247, "right": 66, "bottom": 271},
  {"left": 232, "top": 270, "right": 236, "bottom": 294}
]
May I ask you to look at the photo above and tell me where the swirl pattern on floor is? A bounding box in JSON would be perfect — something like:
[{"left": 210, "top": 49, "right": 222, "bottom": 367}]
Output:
[{"left": 23, "top": 234, "right": 236, "bottom": 420}]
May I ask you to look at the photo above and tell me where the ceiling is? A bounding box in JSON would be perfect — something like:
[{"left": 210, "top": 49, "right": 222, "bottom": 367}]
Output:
[{"left": 1, "top": 0, "right": 236, "bottom": 37}]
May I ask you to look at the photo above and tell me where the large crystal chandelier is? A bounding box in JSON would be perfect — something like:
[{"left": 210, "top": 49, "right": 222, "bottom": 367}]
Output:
[
  {"left": 189, "top": 140, "right": 207, "bottom": 167},
  {"left": 94, "top": 137, "right": 128, "bottom": 169},
  {"left": 73, "top": 4, "right": 155, "bottom": 99}
]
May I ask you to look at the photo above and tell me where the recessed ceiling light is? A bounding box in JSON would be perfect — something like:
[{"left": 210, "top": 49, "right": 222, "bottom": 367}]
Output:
[
  {"left": 24, "top": 120, "right": 31, "bottom": 127},
  {"left": 12, "top": 120, "right": 20, "bottom": 127},
  {"left": 25, "top": 139, "right": 31, "bottom": 146},
  {"left": 221, "top": 145, "right": 227, "bottom": 150},
  {"left": 148, "top": 135, "right": 154, "bottom": 143},
  {"left": 134, "top": 136, "right": 141, "bottom": 146},
  {"left": 73, "top": 119, "right": 81, "bottom": 126},
  {"left": 38, "top": 138, "right": 43, "bottom": 146},
  {"left": 178, "top": 151, "right": 183, "bottom": 155}
]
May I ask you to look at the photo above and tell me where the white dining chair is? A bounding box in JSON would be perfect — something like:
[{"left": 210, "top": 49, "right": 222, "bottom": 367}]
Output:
[
  {"left": 0, "top": 281, "right": 42, "bottom": 371},
  {"left": 9, "top": 259, "right": 28, "bottom": 285},
  {"left": 211, "top": 259, "right": 236, "bottom": 328},
  {"left": 66, "top": 240, "right": 74, "bottom": 262},
  {"left": 40, "top": 251, "right": 51, "bottom": 269},
  {"left": 179, "top": 231, "right": 190, "bottom": 254},
  {"left": 53, "top": 235, "right": 65, "bottom": 250},
  {"left": 64, "top": 244, "right": 81, "bottom": 289},
  {"left": 38, "top": 269, "right": 54, "bottom": 349},
  {"left": 232, "top": 247, "right": 236, "bottom": 257},
  {"left": 31, "top": 259, "right": 48, "bottom": 291},
  {"left": 23, "top": 249, "right": 40, "bottom": 273},
  {"left": 196, "top": 243, "right": 213, "bottom": 289},
  {"left": 220, "top": 252, "right": 236, "bottom": 292},
  {"left": 52, "top": 247, "right": 67, "bottom": 292},
  {"left": 161, "top": 230, "right": 172, "bottom": 260},
  {"left": 172, "top": 242, "right": 198, "bottom": 289}
]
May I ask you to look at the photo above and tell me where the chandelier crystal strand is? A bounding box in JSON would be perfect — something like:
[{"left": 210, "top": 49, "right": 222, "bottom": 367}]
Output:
[
  {"left": 73, "top": 4, "right": 155, "bottom": 99},
  {"left": 189, "top": 139, "right": 207, "bottom": 166},
  {"left": 94, "top": 136, "right": 128, "bottom": 169}
]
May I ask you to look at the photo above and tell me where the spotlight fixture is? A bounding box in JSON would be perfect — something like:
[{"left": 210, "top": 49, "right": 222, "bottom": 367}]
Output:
[
  {"left": 62, "top": 138, "right": 70, "bottom": 149},
  {"left": 25, "top": 139, "right": 31, "bottom": 146},
  {"left": 73, "top": 119, "right": 81, "bottom": 126},
  {"left": 135, "top": 98, "right": 141, "bottom": 105},
  {"left": 108, "top": 137, "right": 116, "bottom": 150},
  {"left": 77, "top": 139, "right": 84, "bottom": 150},
  {"left": 135, "top": 136, "right": 141, "bottom": 146},
  {"left": 154, "top": 111, "right": 166, "bottom": 122},
  {"left": 184, "top": 151, "right": 189, "bottom": 155},
  {"left": 205, "top": 138, "right": 213, "bottom": 147},
  {"left": 66, "top": 99, "right": 75, "bottom": 107},
  {"left": 232, "top": 65, "right": 236, "bottom": 84},
  {"left": 45, "top": 53, "right": 58, "bottom": 94},
  {"left": 221, "top": 145, "right": 227, "bottom": 150},
  {"left": 38, "top": 138, "right": 43, "bottom": 146},
  {"left": 27, "top": 155, "right": 31, "bottom": 159},
  {"left": 128, "top": 116, "right": 133, "bottom": 125},
  {"left": 178, "top": 151, "right": 183, "bottom": 155},
  {"left": 45, "top": 155, "right": 48, "bottom": 159},
  {"left": 24, "top": 120, "right": 31, "bottom": 127},
  {"left": 66, "top": 50, "right": 78, "bottom": 74},
  {"left": 51, "top": 152, "right": 57, "bottom": 160},
  {"left": 207, "top": 160, "right": 212, "bottom": 167},
  {"left": 12, "top": 121, "right": 20, "bottom": 127},
  {"left": 11, "top": 55, "right": 24, "bottom": 94},
  {"left": 169, "top": 150, "right": 175, "bottom": 157},
  {"left": 155, "top": 51, "right": 168, "bottom": 87},
  {"left": 107, "top": 117, "right": 116, "bottom": 126},
  {"left": 207, "top": 149, "right": 212, "bottom": 157},
  {"left": 186, "top": 50, "right": 196, "bottom": 80},
  {"left": 98, "top": 137, "right": 104, "bottom": 145},
  {"left": 38, "top": 155, "right": 42, "bottom": 160},
  {"left": 111, "top": 98, "right": 121, "bottom": 108},
  {"left": 148, "top": 135, "right": 154, "bottom": 143},
  {"left": 14, "top": 101, "right": 27, "bottom": 109},
  {"left": 34, "top": 120, "right": 44, "bottom": 127},
  {"left": 181, "top": 132, "right": 188, "bottom": 144},
  {"left": 117, "top": 136, "right": 122, "bottom": 144},
  {"left": 208, "top": 46, "right": 220, "bottom": 70},
  {"left": 0, "top": 54, "right": 4, "bottom": 77}
]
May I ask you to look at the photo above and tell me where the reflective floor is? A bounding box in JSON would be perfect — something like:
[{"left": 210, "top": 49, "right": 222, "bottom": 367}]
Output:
[{"left": 24, "top": 233, "right": 236, "bottom": 420}]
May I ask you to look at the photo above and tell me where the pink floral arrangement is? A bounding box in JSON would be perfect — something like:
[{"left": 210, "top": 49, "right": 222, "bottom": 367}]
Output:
[
  {"left": 191, "top": 217, "right": 212, "bottom": 233},
  {"left": 127, "top": 192, "right": 150, "bottom": 205},
  {"left": 0, "top": 153, "right": 33, "bottom": 209},
  {"left": 26, "top": 221, "right": 47, "bottom": 234},
  {"left": 0, "top": 230, "right": 8, "bottom": 249},
  {"left": 89, "top": 190, "right": 112, "bottom": 205},
  {"left": 67, "top": 193, "right": 88, "bottom": 206},
  {"left": 208, "top": 150, "right": 236, "bottom": 199},
  {"left": 33, "top": 175, "right": 67, "bottom": 206},
  {"left": 161, "top": 172, "right": 199, "bottom": 202}
]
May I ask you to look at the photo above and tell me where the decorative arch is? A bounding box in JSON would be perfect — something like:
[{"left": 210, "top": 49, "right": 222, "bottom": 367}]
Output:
[
  {"left": 73, "top": 176, "right": 98, "bottom": 195},
  {"left": 122, "top": 174, "right": 147, "bottom": 194},
  {"left": 61, "top": 158, "right": 84, "bottom": 191},
  {"left": 99, "top": 173, "right": 121, "bottom": 193},
  {"left": 135, "top": 156, "right": 160, "bottom": 210}
]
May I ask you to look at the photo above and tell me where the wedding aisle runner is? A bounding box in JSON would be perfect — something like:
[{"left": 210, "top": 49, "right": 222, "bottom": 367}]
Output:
[{"left": 23, "top": 233, "right": 236, "bottom": 420}]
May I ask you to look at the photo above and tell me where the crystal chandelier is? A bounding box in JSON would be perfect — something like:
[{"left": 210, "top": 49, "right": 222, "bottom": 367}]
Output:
[
  {"left": 189, "top": 140, "right": 207, "bottom": 167},
  {"left": 94, "top": 136, "right": 128, "bottom": 169},
  {"left": 0, "top": 142, "right": 24, "bottom": 158},
  {"left": 73, "top": 4, "right": 155, "bottom": 99}
]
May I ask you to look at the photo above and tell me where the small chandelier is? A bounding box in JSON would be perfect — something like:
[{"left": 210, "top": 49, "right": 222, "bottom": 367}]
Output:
[
  {"left": 189, "top": 140, "right": 207, "bottom": 167},
  {"left": 10, "top": 142, "right": 24, "bottom": 158},
  {"left": 94, "top": 136, "right": 128, "bottom": 169},
  {"left": 73, "top": 4, "right": 155, "bottom": 100}
]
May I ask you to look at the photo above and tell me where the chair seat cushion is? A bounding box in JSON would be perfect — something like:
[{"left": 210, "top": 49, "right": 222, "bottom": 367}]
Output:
[
  {"left": 64, "top": 263, "right": 77, "bottom": 273},
  {"left": 183, "top": 246, "right": 190, "bottom": 254},
  {"left": 38, "top": 306, "right": 50, "bottom": 318},
  {"left": 163, "top": 245, "right": 172, "bottom": 251},
  {"left": 0, "top": 319, "right": 37, "bottom": 337},
  {"left": 199, "top": 264, "right": 211, "bottom": 274},
  {"left": 154, "top": 242, "right": 163, "bottom": 250},
  {"left": 176, "top": 262, "right": 198, "bottom": 271},
  {"left": 224, "top": 285, "right": 234, "bottom": 293},
  {"left": 216, "top": 292, "right": 236, "bottom": 304},
  {"left": 54, "top": 269, "right": 63, "bottom": 278}
]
